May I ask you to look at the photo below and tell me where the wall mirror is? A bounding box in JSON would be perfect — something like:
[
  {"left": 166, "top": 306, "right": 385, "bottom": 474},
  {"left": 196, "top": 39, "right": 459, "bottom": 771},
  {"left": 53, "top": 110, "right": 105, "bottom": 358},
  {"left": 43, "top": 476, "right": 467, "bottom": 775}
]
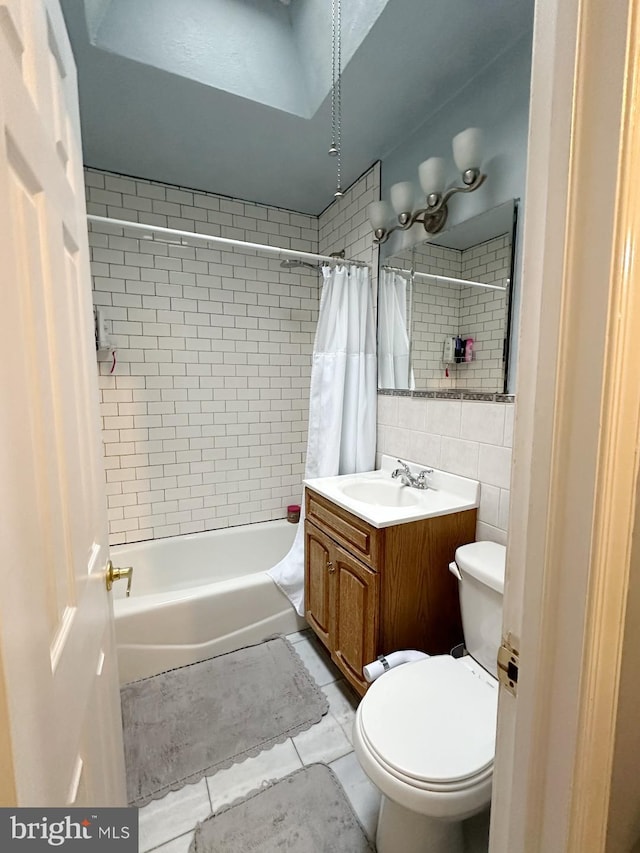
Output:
[{"left": 378, "top": 199, "right": 518, "bottom": 393}]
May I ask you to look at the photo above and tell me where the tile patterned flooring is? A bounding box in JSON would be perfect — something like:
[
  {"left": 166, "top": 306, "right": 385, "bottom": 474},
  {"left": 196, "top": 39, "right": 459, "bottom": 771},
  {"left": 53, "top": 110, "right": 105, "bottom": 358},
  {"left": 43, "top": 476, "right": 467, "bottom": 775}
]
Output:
[{"left": 138, "top": 630, "right": 381, "bottom": 853}]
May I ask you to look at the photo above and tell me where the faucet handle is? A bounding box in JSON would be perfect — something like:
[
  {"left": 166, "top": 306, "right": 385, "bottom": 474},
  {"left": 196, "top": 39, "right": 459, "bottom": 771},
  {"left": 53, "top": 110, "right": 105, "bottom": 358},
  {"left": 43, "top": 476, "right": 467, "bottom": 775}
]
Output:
[
  {"left": 415, "top": 468, "right": 434, "bottom": 488},
  {"left": 391, "top": 459, "right": 411, "bottom": 480}
]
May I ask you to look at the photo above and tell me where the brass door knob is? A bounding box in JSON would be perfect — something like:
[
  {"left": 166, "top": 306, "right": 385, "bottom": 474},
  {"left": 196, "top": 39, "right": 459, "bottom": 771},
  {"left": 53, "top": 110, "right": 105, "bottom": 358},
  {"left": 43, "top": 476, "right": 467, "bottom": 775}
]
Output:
[{"left": 105, "top": 560, "right": 133, "bottom": 597}]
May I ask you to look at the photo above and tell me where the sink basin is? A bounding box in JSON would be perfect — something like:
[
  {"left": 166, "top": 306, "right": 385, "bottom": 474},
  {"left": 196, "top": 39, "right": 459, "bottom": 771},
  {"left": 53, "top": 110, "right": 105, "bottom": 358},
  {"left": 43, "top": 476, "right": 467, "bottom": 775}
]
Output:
[
  {"left": 304, "top": 455, "right": 480, "bottom": 528},
  {"left": 339, "top": 480, "right": 420, "bottom": 507}
]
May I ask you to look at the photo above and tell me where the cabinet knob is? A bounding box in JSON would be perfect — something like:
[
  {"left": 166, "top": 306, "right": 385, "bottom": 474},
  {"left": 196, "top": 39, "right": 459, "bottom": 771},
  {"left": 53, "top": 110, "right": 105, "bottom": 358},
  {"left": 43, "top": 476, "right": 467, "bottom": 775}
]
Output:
[{"left": 327, "top": 560, "right": 336, "bottom": 574}]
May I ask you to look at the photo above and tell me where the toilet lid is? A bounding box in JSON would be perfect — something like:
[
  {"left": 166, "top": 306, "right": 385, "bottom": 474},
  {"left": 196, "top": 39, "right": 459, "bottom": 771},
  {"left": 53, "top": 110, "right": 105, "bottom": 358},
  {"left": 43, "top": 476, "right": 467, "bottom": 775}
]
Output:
[{"left": 360, "top": 656, "right": 498, "bottom": 785}]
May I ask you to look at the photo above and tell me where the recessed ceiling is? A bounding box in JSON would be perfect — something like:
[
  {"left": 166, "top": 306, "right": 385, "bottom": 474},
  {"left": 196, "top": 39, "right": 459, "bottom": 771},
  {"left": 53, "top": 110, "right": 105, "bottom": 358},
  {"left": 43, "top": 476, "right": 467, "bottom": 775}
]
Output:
[
  {"left": 61, "top": 0, "right": 534, "bottom": 214},
  {"left": 80, "top": 0, "right": 387, "bottom": 118}
]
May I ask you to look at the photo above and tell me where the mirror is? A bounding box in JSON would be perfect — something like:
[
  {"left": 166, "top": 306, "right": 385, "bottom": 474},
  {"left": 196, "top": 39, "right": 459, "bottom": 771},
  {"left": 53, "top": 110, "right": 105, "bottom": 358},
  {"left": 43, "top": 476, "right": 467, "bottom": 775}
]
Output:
[{"left": 378, "top": 200, "right": 517, "bottom": 393}]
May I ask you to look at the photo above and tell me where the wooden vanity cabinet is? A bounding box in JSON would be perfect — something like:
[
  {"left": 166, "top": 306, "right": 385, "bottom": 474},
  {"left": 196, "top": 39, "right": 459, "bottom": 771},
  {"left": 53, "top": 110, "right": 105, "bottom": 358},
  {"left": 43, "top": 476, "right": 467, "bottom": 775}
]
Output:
[
  {"left": 304, "top": 488, "right": 477, "bottom": 696},
  {"left": 306, "top": 521, "right": 379, "bottom": 689}
]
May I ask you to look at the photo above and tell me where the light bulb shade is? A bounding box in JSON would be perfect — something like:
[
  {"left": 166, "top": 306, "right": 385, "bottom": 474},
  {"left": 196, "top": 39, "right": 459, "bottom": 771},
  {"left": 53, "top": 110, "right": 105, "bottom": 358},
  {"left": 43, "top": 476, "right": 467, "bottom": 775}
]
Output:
[
  {"left": 452, "top": 127, "right": 483, "bottom": 173},
  {"left": 368, "top": 200, "right": 392, "bottom": 230},
  {"left": 390, "top": 181, "right": 415, "bottom": 215},
  {"left": 418, "top": 157, "right": 446, "bottom": 195}
]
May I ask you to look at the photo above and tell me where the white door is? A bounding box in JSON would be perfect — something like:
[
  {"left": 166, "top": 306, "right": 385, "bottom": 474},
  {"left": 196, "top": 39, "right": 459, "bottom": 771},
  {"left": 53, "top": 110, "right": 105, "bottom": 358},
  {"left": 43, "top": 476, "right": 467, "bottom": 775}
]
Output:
[
  {"left": 490, "top": 0, "right": 640, "bottom": 850},
  {"left": 0, "top": 0, "right": 126, "bottom": 805}
]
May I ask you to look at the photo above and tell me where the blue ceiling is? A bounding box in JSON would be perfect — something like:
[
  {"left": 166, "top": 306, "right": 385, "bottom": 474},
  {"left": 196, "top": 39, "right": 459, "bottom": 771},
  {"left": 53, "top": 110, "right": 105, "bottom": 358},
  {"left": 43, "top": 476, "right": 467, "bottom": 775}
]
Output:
[{"left": 61, "top": 0, "right": 534, "bottom": 215}]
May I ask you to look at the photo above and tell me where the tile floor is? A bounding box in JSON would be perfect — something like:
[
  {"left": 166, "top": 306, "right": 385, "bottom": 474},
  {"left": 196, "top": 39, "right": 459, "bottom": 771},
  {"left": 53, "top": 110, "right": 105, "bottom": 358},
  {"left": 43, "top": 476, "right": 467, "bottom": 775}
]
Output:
[{"left": 138, "top": 630, "right": 381, "bottom": 853}]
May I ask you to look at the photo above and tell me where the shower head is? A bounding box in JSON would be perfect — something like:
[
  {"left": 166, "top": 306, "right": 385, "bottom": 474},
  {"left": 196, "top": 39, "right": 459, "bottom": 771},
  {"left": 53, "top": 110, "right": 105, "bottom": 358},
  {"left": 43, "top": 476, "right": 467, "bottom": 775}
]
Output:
[
  {"left": 279, "top": 250, "right": 345, "bottom": 272},
  {"left": 279, "top": 259, "right": 320, "bottom": 271}
]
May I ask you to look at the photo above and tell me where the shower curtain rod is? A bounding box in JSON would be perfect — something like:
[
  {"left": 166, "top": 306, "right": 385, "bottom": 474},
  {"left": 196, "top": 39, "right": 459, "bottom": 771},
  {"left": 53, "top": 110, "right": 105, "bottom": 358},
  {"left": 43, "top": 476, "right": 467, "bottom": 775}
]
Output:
[
  {"left": 87, "top": 215, "right": 369, "bottom": 267},
  {"left": 382, "top": 264, "right": 507, "bottom": 292}
]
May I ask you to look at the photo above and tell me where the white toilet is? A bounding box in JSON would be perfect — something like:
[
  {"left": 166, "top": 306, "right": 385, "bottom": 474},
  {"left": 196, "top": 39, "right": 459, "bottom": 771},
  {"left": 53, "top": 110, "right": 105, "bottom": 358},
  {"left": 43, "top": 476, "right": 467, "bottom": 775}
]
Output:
[{"left": 353, "top": 541, "right": 506, "bottom": 853}]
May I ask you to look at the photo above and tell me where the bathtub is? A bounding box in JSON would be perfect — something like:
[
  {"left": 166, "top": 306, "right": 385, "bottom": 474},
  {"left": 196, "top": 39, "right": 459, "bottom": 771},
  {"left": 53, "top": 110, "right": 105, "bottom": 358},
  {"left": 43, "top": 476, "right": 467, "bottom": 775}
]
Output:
[{"left": 111, "top": 519, "right": 306, "bottom": 684}]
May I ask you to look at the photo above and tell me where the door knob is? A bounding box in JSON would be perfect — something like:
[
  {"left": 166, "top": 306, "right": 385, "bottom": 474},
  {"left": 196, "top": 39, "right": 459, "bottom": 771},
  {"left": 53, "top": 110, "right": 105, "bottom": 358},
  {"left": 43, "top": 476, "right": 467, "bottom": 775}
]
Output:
[
  {"left": 327, "top": 561, "right": 336, "bottom": 574},
  {"left": 105, "top": 560, "right": 133, "bottom": 597}
]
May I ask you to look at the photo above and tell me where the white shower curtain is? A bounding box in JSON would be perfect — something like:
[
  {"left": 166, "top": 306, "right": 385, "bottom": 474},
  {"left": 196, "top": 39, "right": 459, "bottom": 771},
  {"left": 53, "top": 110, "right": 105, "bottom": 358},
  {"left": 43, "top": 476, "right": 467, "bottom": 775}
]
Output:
[
  {"left": 268, "top": 264, "right": 377, "bottom": 615},
  {"left": 377, "top": 267, "right": 413, "bottom": 390}
]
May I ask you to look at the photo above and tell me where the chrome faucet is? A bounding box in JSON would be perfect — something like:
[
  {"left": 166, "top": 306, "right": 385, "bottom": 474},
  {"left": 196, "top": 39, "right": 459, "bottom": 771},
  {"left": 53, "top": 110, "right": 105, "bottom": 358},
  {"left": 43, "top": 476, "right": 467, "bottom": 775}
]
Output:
[{"left": 391, "top": 459, "right": 433, "bottom": 490}]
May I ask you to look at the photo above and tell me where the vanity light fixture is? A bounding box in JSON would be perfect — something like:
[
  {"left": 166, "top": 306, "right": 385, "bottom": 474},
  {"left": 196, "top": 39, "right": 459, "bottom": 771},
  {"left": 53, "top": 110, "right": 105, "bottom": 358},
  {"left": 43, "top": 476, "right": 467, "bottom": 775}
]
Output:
[{"left": 368, "top": 127, "right": 486, "bottom": 244}]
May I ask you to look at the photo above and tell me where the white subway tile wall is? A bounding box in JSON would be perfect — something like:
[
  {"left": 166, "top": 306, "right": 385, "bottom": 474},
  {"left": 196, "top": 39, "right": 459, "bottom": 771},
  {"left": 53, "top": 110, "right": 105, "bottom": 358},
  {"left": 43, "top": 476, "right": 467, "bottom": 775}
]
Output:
[
  {"left": 411, "top": 235, "right": 511, "bottom": 390},
  {"left": 458, "top": 234, "right": 511, "bottom": 389},
  {"left": 319, "top": 163, "right": 380, "bottom": 273},
  {"left": 87, "top": 168, "right": 321, "bottom": 544},
  {"left": 411, "top": 244, "right": 461, "bottom": 389},
  {"left": 376, "top": 395, "right": 513, "bottom": 544},
  {"left": 87, "top": 165, "right": 381, "bottom": 545}
]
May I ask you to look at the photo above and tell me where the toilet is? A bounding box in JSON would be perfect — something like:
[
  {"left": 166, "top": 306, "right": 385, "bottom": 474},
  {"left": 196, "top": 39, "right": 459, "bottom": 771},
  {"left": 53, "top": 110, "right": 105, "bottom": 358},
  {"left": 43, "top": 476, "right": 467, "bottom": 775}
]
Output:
[{"left": 352, "top": 541, "right": 506, "bottom": 853}]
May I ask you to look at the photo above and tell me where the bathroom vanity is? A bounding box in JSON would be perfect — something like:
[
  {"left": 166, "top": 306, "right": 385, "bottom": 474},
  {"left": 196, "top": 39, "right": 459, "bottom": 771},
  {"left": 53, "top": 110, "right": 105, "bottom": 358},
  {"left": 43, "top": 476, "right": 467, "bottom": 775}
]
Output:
[{"left": 303, "top": 459, "right": 479, "bottom": 695}]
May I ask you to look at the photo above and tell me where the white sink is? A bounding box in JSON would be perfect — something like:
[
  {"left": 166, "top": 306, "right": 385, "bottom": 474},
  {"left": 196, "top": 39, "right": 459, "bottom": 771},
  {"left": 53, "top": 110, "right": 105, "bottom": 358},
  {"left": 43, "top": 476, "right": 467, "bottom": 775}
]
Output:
[
  {"left": 304, "top": 455, "right": 480, "bottom": 528},
  {"left": 338, "top": 479, "right": 420, "bottom": 507}
]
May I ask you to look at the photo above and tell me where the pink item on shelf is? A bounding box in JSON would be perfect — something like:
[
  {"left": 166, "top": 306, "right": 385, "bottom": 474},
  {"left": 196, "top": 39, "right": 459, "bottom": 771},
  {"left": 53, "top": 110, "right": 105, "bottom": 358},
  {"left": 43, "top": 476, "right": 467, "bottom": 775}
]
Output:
[{"left": 464, "top": 338, "right": 474, "bottom": 363}]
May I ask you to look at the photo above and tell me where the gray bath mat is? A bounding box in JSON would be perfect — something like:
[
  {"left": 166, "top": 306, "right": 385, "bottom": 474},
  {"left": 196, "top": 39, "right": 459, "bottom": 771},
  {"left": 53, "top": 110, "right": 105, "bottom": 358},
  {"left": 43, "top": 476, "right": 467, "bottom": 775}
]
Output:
[
  {"left": 121, "top": 636, "right": 329, "bottom": 807},
  {"left": 189, "top": 764, "right": 374, "bottom": 853}
]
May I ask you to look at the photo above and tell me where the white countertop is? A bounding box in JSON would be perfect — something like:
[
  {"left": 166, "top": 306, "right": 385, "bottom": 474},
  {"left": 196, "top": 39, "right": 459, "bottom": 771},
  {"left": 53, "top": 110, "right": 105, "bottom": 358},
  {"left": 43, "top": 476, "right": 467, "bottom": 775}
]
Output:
[{"left": 304, "top": 455, "right": 480, "bottom": 529}]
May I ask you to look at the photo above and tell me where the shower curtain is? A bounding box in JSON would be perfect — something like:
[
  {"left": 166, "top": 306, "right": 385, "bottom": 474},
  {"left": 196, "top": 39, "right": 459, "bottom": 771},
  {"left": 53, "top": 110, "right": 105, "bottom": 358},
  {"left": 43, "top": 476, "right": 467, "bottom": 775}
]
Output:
[
  {"left": 378, "top": 268, "right": 413, "bottom": 390},
  {"left": 268, "top": 264, "right": 377, "bottom": 615}
]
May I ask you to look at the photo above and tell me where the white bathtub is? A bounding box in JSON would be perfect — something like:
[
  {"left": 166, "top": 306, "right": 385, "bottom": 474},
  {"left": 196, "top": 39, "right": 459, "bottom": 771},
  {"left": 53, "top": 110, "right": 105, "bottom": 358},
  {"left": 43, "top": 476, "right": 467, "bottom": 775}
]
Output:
[{"left": 111, "top": 520, "right": 306, "bottom": 684}]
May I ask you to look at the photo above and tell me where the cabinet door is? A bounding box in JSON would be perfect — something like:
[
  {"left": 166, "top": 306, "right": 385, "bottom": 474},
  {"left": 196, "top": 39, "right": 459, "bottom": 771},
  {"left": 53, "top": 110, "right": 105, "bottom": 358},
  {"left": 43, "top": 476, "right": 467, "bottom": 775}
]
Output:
[
  {"left": 332, "top": 544, "right": 379, "bottom": 694},
  {"left": 304, "top": 521, "right": 334, "bottom": 648}
]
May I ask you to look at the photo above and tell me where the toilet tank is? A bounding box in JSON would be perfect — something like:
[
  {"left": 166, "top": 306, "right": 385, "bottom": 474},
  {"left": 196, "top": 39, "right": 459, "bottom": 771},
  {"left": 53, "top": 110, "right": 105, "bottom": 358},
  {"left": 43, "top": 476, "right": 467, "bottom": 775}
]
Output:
[{"left": 454, "top": 541, "right": 506, "bottom": 678}]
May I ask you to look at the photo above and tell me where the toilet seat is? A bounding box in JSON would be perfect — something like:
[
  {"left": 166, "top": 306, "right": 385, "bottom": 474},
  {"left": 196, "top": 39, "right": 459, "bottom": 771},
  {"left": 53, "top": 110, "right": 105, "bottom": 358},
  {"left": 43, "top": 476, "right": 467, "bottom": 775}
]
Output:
[{"left": 358, "top": 655, "right": 498, "bottom": 791}]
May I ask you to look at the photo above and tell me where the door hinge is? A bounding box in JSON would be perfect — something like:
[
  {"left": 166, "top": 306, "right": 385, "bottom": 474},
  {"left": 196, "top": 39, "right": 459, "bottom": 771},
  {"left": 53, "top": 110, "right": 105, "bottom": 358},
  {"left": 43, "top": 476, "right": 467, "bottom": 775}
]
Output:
[{"left": 497, "top": 633, "right": 520, "bottom": 696}]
